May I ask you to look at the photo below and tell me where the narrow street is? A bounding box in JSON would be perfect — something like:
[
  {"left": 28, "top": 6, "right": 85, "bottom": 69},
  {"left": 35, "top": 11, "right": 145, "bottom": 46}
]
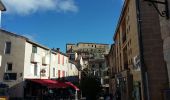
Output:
[{"left": 0, "top": 0, "right": 170, "bottom": 100}]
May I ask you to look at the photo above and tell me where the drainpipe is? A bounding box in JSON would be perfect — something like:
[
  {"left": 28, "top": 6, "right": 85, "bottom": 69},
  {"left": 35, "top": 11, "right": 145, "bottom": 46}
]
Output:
[
  {"left": 49, "top": 50, "right": 51, "bottom": 79},
  {"left": 135, "top": 0, "right": 150, "bottom": 100},
  {"left": 0, "top": 11, "right": 1, "bottom": 28},
  {"left": 0, "top": 55, "right": 2, "bottom": 67}
]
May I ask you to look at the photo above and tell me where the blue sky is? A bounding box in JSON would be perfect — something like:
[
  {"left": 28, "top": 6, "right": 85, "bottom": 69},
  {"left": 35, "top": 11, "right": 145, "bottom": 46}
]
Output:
[{"left": 2, "top": 0, "right": 123, "bottom": 52}]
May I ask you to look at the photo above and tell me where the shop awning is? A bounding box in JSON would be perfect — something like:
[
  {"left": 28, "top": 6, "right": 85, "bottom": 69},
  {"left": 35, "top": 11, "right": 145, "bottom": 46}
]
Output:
[
  {"left": 29, "top": 79, "right": 80, "bottom": 91},
  {"left": 30, "top": 79, "right": 68, "bottom": 88},
  {"left": 65, "top": 82, "right": 80, "bottom": 91}
]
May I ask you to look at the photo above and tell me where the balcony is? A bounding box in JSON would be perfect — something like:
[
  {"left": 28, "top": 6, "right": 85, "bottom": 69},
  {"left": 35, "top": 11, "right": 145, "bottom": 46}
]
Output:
[
  {"left": 3, "top": 73, "right": 17, "bottom": 81},
  {"left": 0, "top": 55, "right": 2, "bottom": 67},
  {"left": 31, "top": 53, "right": 41, "bottom": 63},
  {"left": 42, "top": 56, "right": 49, "bottom": 65}
]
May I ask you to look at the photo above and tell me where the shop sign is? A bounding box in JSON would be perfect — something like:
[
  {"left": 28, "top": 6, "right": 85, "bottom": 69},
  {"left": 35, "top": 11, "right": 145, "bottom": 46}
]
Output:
[{"left": 41, "top": 69, "right": 46, "bottom": 77}]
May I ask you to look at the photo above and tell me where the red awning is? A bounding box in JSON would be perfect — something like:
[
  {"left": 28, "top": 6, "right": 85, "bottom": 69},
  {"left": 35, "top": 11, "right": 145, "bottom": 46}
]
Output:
[
  {"left": 29, "top": 79, "right": 80, "bottom": 90},
  {"left": 65, "top": 82, "right": 80, "bottom": 91},
  {"left": 30, "top": 79, "right": 68, "bottom": 88}
]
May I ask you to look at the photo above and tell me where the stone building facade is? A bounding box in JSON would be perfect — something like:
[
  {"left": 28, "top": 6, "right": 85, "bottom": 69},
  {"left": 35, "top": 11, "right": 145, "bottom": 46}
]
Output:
[
  {"left": 66, "top": 42, "right": 110, "bottom": 93},
  {"left": 66, "top": 42, "right": 109, "bottom": 73},
  {"left": 105, "top": 44, "right": 116, "bottom": 96},
  {"left": 108, "top": 0, "right": 169, "bottom": 100},
  {"left": 158, "top": 0, "right": 170, "bottom": 85}
]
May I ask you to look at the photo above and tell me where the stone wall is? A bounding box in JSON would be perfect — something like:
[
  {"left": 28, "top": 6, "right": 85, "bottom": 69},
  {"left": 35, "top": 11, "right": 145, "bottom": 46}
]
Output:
[
  {"left": 159, "top": 0, "right": 170, "bottom": 86},
  {"left": 140, "top": 0, "right": 169, "bottom": 100}
]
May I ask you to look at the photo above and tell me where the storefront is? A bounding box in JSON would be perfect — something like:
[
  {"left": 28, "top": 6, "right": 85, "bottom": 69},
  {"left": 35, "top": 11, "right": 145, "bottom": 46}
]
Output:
[
  {"left": 24, "top": 79, "right": 80, "bottom": 100},
  {"left": 115, "top": 70, "right": 133, "bottom": 100}
]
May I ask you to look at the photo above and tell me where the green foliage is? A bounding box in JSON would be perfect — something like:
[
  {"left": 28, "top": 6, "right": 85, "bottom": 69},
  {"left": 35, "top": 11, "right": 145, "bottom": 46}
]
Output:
[{"left": 80, "top": 76, "right": 102, "bottom": 100}]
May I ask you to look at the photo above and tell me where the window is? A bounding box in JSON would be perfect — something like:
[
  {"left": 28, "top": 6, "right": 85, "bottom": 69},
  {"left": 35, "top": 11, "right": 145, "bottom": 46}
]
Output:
[
  {"left": 34, "top": 64, "right": 38, "bottom": 76},
  {"left": 6, "top": 63, "right": 12, "bottom": 71},
  {"left": 5, "top": 42, "right": 11, "bottom": 54},
  {"left": 3, "top": 73, "right": 17, "bottom": 80},
  {"left": 62, "top": 56, "right": 64, "bottom": 65},
  {"left": 58, "top": 54, "right": 60, "bottom": 64},
  {"left": 70, "top": 54, "right": 75, "bottom": 60},
  {"left": 58, "top": 70, "right": 60, "bottom": 78},
  {"left": 53, "top": 68, "right": 55, "bottom": 77},
  {"left": 32, "top": 46, "right": 37, "bottom": 53},
  {"left": 62, "top": 71, "right": 65, "bottom": 77}
]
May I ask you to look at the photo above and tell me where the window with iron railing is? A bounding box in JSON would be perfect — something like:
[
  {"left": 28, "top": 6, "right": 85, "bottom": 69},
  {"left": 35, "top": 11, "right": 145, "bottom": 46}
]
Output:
[{"left": 3, "top": 73, "right": 17, "bottom": 80}]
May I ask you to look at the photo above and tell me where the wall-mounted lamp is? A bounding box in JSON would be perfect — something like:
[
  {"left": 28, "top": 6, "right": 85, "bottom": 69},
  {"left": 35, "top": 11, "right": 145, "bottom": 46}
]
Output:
[{"left": 144, "top": 0, "right": 169, "bottom": 19}]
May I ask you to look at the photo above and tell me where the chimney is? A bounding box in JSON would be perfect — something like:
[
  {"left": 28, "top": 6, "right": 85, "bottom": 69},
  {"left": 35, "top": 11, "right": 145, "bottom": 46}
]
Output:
[{"left": 56, "top": 48, "right": 60, "bottom": 52}]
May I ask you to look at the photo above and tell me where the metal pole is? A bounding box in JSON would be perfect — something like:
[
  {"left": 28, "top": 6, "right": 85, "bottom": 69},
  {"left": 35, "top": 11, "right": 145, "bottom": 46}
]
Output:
[
  {"left": 0, "top": 11, "right": 1, "bottom": 28},
  {"left": 49, "top": 50, "right": 51, "bottom": 79},
  {"left": 75, "top": 90, "right": 78, "bottom": 100}
]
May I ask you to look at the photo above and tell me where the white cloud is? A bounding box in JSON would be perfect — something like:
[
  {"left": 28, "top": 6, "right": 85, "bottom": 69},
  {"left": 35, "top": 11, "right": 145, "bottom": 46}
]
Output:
[{"left": 2, "top": 0, "right": 78, "bottom": 15}]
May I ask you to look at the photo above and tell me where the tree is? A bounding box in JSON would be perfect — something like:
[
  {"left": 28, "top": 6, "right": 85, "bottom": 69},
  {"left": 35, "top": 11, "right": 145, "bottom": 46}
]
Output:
[{"left": 80, "top": 76, "right": 102, "bottom": 100}]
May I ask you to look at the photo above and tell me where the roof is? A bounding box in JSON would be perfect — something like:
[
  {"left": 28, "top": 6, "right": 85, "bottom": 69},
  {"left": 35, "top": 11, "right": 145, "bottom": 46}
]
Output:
[
  {"left": 113, "top": 0, "right": 129, "bottom": 40},
  {"left": 56, "top": 51, "right": 69, "bottom": 57},
  {"left": 66, "top": 43, "right": 76, "bottom": 45},
  {"left": 0, "top": 29, "right": 27, "bottom": 39},
  {"left": 0, "top": 29, "right": 50, "bottom": 50},
  {"left": 0, "top": 0, "right": 6, "bottom": 11},
  {"left": 77, "top": 42, "right": 109, "bottom": 45}
]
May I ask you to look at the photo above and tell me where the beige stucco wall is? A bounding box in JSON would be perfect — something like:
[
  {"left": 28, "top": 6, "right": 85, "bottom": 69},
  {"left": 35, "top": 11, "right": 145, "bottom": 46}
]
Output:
[{"left": 0, "top": 31, "right": 26, "bottom": 97}]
